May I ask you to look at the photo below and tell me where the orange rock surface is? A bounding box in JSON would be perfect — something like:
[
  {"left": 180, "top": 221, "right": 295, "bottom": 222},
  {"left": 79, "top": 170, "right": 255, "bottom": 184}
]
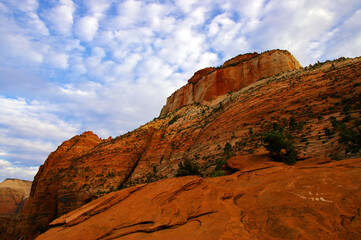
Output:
[
  {"left": 19, "top": 131, "right": 103, "bottom": 239},
  {"left": 160, "top": 50, "right": 302, "bottom": 115},
  {"left": 3, "top": 51, "right": 361, "bottom": 240},
  {"left": 0, "top": 179, "right": 32, "bottom": 214},
  {"left": 0, "top": 179, "right": 32, "bottom": 240},
  {"left": 37, "top": 158, "right": 361, "bottom": 240}
]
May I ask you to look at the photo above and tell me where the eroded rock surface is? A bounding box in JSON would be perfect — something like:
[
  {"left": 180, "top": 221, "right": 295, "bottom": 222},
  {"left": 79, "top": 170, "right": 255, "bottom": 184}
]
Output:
[{"left": 37, "top": 158, "right": 361, "bottom": 240}]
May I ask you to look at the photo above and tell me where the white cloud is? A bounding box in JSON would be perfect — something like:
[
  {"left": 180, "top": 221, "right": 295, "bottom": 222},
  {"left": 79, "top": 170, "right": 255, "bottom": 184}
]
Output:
[
  {"left": 85, "top": 0, "right": 111, "bottom": 19},
  {"left": 207, "top": 13, "right": 249, "bottom": 58},
  {"left": 0, "top": 97, "right": 79, "bottom": 139},
  {"left": 0, "top": 137, "right": 54, "bottom": 158},
  {"left": 45, "top": 0, "right": 75, "bottom": 35},
  {"left": 47, "top": 51, "right": 69, "bottom": 69},
  {"left": 28, "top": 12, "right": 49, "bottom": 36},
  {"left": 0, "top": 96, "right": 81, "bottom": 173},
  {"left": 117, "top": 0, "right": 144, "bottom": 25},
  {"left": 175, "top": 0, "right": 198, "bottom": 14},
  {"left": 0, "top": 159, "right": 38, "bottom": 182},
  {"left": 70, "top": 54, "right": 87, "bottom": 74},
  {"left": 323, "top": 9, "right": 361, "bottom": 60},
  {"left": 231, "top": 0, "right": 265, "bottom": 19},
  {"left": 6, "top": 0, "right": 39, "bottom": 13},
  {"left": 0, "top": 30, "right": 44, "bottom": 64},
  {"left": 75, "top": 16, "right": 99, "bottom": 42},
  {"left": 59, "top": 84, "right": 95, "bottom": 97}
]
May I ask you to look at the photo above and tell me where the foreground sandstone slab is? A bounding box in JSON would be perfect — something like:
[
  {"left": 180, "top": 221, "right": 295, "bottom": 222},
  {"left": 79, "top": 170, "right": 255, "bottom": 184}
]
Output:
[{"left": 37, "top": 158, "right": 361, "bottom": 240}]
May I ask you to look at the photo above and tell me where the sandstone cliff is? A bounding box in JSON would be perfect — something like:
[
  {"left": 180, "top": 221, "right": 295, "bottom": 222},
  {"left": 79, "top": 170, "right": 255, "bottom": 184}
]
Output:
[
  {"left": 37, "top": 158, "right": 361, "bottom": 240},
  {"left": 0, "top": 179, "right": 32, "bottom": 240},
  {"left": 160, "top": 50, "right": 302, "bottom": 115},
  {"left": 0, "top": 178, "right": 32, "bottom": 214},
  {"left": 4, "top": 51, "right": 361, "bottom": 240},
  {"left": 19, "top": 131, "right": 103, "bottom": 239}
]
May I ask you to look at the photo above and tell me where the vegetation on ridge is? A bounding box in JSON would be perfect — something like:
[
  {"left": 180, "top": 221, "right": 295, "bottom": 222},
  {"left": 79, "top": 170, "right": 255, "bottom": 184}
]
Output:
[{"left": 262, "top": 131, "right": 297, "bottom": 164}]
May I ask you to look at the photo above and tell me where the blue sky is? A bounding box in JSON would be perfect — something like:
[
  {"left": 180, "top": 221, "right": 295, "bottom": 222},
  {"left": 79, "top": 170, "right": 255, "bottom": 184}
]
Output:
[{"left": 1, "top": 0, "right": 361, "bottom": 182}]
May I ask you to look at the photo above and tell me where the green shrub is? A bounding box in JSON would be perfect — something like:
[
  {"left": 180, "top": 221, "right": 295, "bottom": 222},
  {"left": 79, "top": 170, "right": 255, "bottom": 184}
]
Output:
[
  {"left": 168, "top": 115, "right": 180, "bottom": 125},
  {"left": 338, "top": 120, "right": 361, "bottom": 154},
  {"left": 211, "top": 170, "right": 226, "bottom": 177},
  {"left": 289, "top": 116, "right": 297, "bottom": 131},
  {"left": 324, "top": 127, "right": 333, "bottom": 138},
  {"left": 215, "top": 158, "right": 227, "bottom": 171},
  {"left": 262, "top": 131, "right": 297, "bottom": 164},
  {"left": 223, "top": 142, "right": 233, "bottom": 159},
  {"left": 175, "top": 159, "right": 201, "bottom": 177}
]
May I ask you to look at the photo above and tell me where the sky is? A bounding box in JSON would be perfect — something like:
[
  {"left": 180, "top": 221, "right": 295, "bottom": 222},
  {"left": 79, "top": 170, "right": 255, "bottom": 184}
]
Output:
[{"left": 0, "top": 0, "right": 361, "bottom": 182}]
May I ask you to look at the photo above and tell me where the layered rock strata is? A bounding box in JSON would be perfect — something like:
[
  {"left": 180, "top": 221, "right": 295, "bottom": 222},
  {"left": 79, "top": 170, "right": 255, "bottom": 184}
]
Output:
[
  {"left": 160, "top": 50, "right": 302, "bottom": 115},
  {"left": 0, "top": 179, "right": 32, "bottom": 214}
]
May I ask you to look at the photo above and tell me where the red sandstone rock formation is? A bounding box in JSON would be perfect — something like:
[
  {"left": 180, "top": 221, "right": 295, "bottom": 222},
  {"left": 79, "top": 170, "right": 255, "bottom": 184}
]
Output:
[
  {"left": 0, "top": 179, "right": 32, "bottom": 240},
  {"left": 19, "top": 131, "right": 103, "bottom": 239},
  {"left": 160, "top": 50, "right": 302, "bottom": 115},
  {"left": 4, "top": 52, "right": 361, "bottom": 240},
  {"left": 37, "top": 158, "right": 361, "bottom": 240},
  {"left": 0, "top": 179, "right": 32, "bottom": 215}
]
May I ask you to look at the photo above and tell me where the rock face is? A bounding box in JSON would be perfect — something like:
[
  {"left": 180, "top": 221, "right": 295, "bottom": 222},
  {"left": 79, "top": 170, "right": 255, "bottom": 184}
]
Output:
[
  {"left": 37, "top": 158, "right": 361, "bottom": 240},
  {"left": 0, "top": 179, "right": 32, "bottom": 214},
  {"left": 4, "top": 51, "right": 361, "bottom": 240},
  {"left": 0, "top": 179, "right": 32, "bottom": 240},
  {"left": 160, "top": 50, "right": 302, "bottom": 115},
  {"left": 20, "top": 131, "right": 103, "bottom": 239}
]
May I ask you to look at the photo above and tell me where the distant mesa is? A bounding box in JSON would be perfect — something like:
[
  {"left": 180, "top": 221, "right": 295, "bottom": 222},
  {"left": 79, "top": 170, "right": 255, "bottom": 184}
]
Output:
[
  {"left": 0, "top": 179, "right": 32, "bottom": 215},
  {"left": 160, "top": 49, "right": 302, "bottom": 115}
]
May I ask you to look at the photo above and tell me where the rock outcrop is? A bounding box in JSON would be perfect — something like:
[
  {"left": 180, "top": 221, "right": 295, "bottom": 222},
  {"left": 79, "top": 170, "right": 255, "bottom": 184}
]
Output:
[
  {"left": 4, "top": 51, "right": 361, "bottom": 240},
  {"left": 0, "top": 179, "right": 32, "bottom": 214},
  {"left": 160, "top": 50, "right": 302, "bottom": 115},
  {"left": 19, "top": 131, "right": 103, "bottom": 239},
  {"left": 0, "top": 179, "right": 32, "bottom": 240},
  {"left": 37, "top": 158, "right": 361, "bottom": 240}
]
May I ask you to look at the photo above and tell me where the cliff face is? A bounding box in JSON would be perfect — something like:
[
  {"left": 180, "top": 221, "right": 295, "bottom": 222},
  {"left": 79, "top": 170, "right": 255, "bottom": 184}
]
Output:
[
  {"left": 5, "top": 51, "right": 361, "bottom": 240},
  {"left": 160, "top": 50, "right": 302, "bottom": 115},
  {"left": 0, "top": 179, "right": 32, "bottom": 214},
  {"left": 37, "top": 158, "right": 361, "bottom": 240},
  {"left": 19, "top": 131, "right": 103, "bottom": 239}
]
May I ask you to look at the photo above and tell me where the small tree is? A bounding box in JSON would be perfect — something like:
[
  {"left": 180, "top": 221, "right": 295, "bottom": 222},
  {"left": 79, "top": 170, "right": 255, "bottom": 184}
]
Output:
[
  {"left": 262, "top": 131, "right": 297, "bottom": 164},
  {"left": 223, "top": 142, "right": 233, "bottom": 159},
  {"left": 175, "top": 159, "right": 201, "bottom": 177},
  {"left": 337, "top": 119, "right": 361, "bottom": 154}
]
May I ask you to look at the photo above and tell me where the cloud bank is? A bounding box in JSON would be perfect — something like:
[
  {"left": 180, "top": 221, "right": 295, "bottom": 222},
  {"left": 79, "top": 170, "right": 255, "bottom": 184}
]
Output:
[{"left": 0, "top": 0, "right": 361, "bottom": 182}]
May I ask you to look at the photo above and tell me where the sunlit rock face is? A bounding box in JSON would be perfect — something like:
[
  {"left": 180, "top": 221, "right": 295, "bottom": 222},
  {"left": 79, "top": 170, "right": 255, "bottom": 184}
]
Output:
[
  {"left": 160, "top": 50, "right": 302, "bottom": 116},
  {"left": 38, "top": 158, "right": 361, "bottom": 240}
]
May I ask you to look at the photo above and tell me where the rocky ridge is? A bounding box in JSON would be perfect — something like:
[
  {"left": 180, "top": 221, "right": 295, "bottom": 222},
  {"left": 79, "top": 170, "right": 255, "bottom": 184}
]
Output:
[
  {"left": 2, "top": 50, "right": 361, "bottom": 239},
  {"left": 0, "top": 178, "right": 32, "bottom": 214}
]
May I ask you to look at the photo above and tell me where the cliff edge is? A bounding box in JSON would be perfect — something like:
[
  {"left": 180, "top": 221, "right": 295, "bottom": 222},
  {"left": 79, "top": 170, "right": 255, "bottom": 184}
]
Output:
[{"left": 160, "top": 50, "right": 302, "bottom": 115}]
